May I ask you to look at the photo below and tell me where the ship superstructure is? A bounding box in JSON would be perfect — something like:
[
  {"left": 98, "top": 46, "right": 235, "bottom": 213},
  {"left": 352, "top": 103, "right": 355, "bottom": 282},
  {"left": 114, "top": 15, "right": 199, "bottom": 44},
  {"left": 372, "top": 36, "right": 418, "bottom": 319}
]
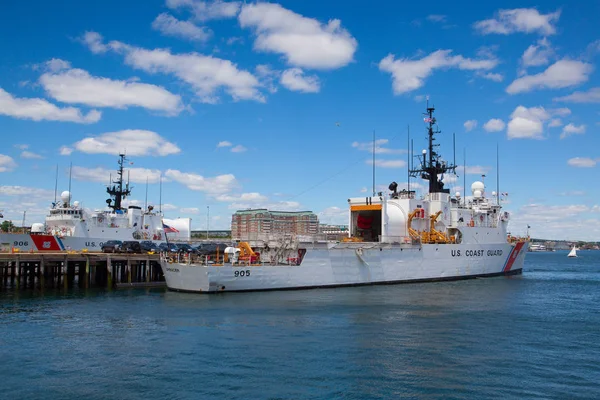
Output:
[
  {"left": 44, "top": 154, "right": 164, "bottom": 241},
  {"left": 161, "top": 104, "right": 529, "bottom": 293}
]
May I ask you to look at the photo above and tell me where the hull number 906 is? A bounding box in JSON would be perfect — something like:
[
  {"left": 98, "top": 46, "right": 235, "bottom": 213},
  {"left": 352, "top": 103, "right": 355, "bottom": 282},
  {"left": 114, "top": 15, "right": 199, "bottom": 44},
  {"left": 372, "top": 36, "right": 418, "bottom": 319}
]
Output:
[{"left": 234, "top": 270, "right": 251, "bottom": 277}]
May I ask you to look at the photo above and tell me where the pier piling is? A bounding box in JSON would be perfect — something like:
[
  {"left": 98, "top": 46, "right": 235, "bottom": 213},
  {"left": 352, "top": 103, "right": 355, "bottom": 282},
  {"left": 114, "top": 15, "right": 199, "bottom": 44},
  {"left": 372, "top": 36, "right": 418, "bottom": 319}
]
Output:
[{"left": 0, "top": 252, "right": 164, "bottom": 291}]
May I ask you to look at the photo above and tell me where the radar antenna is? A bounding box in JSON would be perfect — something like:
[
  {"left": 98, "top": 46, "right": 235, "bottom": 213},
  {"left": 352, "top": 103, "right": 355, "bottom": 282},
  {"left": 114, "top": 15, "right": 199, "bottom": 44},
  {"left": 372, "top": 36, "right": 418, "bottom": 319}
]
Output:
[
  {"left": 106, "top": 153, "right": 132, "bottom": 211},
  {"left": 409, "top": 102, "right": 457, "bottom": 193}
]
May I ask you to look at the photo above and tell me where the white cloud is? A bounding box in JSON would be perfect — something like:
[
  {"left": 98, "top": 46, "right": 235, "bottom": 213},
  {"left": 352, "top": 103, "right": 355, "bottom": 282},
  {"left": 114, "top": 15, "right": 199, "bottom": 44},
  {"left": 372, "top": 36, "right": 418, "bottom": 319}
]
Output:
[
  {"left": 20, "top": 151, "right": 44, "bottom": 159},
  {"left": 0, "top": 155, "right": 17, "bottom": 172},
  {"left": 215, "top": 192, "right": 268, "bottom": 203},
  {"left": 506, "top": 59, "right": 593, "bottom": 94},
  {"left": 554, "top": 87, "right": 600, "bottom": 103},
  {"left": 551, "top": 107, "right": 571, "bottom": 117},
  {"left": 280, "top": 68, "right": 320, "bottom": 93},
  {"left": 229, "top": 200, "right": 302, "bottom": 212},
  {"left": 0, "top": 185, "right": 52, "bottom": 198},
  {"left": 457, "top": 165, "right": 490, "bottom": 175},
  {"left": 520, "top": 38, "right": 553, "bottom": 73},
  {"left": 216, "top": 141, "right": 246, "bottom": 152},
  {"left": 318, "top": 206, "right": 347, "bottom": 225},
  {"left": 39, "top": 64, "right": 184, "bottom": 115},
  {"left": 161, "top": 203, "right": 179, "bottom": 211},
  {"left": 568, "top": 157, "right": 597, "bottom": 168},
  {"left": 67, "top": 130, "right": 181, "bottom": 156},
  {"left": 166, "top": 0, "right": 241, "bottom": 22},
  {"left": 479, "top": 72, "right": 504, "bottom": 82},
  {"left": 165, "top": 169, "right": 237, "bottom": 194},
  {"left": 483, "top": 119, "right": 505, "bottom": 132},
  {"left": 0, "top": 88, "right": 101, "bottom": 124},
  {"left": 238, "top": 2, "right": 357, "bottom": 70},
  {"left": 352, "top": 139, "right": 406, "bottom": 154},
  {"left": 368, "top": 159, "right": 407, "bottom": 168},
  {"left": 464, "top": 119, "right": 477, "bottom": 131},
  {"left": 82, "top": 32, "right": 264, "bottom": 103},
  {"left": 510, "top": 203, "right": 600, "bottom": 241},
  {"left": 474, "top": 8, "right": 561, "bottom": 36},
  {"left": 560, "top": 123, "right": 586, "bottom": 139},
  {"left": 72, "top": 166, "right": 163, "bottom": 183},
  {"left": 82, "top": 31, "right": 109, "bottom": 54},
  {"left": 507, "top": 105, "right": 549, "bottom": 139},
  {"left": 180, "top": 207, "right": 200, "bottom": 214},
  {"left": 426, "top": 15, "right": 447, "bottom": 23},
  {"left": 226, "top": 36, "right": 244, "bottom": 46},
  {"left": 379, "top": 50, "right": 498, "bottom": 94},
  {"left": 254, "top": 64, "right": 279, "bottom": 94},
  {"left": 14, "top": 144, "right": 28, "bottom": 150},
  {"left": 45, "top": 58, "right": 71, "bottom": 72},
  {"left": 548, "top": 118, "right": 563, "bottom": 127},
  {"left": 59, "top": 146, "right": 73, "bottom": 156},
  {"left": 506, "top": 106, "right": 570, "bottom": 139},
  {"left": 152, "top": 13, "right": 212, "bottom": 42}
]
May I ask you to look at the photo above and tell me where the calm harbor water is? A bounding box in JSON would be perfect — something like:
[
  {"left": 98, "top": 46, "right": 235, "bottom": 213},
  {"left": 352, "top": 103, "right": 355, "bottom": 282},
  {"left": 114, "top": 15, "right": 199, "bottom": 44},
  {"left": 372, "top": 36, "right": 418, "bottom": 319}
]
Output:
[{"left": 1, "top": 251, "right": 599, "bottom": 399}]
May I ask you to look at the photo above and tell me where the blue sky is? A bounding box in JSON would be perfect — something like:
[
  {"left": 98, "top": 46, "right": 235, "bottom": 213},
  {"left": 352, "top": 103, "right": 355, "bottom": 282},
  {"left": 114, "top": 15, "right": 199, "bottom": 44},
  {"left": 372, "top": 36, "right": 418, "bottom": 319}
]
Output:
[{"left": 1, "top": 0, "right": 599, "bottom": 240}]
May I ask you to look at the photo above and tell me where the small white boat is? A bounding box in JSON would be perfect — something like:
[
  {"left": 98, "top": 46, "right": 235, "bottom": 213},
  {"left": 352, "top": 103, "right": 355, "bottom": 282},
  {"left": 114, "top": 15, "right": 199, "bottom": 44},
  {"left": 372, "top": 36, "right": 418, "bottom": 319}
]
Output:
[{"left": 567, "top": 246, "right": 578, "bottom": 258}]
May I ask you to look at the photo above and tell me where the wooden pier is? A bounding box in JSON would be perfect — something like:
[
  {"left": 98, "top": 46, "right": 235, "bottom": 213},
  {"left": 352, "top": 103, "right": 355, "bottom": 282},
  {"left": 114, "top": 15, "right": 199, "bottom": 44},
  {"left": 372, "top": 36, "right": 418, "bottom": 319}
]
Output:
[{"left": 0, "top": 252, "right": 164, "bottom": 290}]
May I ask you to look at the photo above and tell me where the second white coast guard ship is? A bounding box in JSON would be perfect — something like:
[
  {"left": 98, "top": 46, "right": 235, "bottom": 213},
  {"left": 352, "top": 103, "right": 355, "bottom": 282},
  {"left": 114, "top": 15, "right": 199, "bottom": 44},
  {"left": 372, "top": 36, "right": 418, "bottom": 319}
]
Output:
[
  {"left": 161, "top": 105, "right": 529, "bottom": 293},
  {"left": 0, "top": 154, "right": 188, "bottom": 252}
]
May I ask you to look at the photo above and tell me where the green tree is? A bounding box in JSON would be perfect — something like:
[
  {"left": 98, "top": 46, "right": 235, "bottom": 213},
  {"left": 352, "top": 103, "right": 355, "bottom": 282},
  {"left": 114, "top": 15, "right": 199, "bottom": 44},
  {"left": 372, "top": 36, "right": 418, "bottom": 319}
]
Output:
[{"left": 1, "top": 220, "right": 15, "bottom": 232}]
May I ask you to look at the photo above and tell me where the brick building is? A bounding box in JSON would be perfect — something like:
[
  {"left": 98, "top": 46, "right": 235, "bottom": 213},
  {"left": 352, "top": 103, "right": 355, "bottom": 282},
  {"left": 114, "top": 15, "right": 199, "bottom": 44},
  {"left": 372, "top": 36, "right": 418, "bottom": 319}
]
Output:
[{"left": 231, "top": 209, "right": 319, "bottom": 239}]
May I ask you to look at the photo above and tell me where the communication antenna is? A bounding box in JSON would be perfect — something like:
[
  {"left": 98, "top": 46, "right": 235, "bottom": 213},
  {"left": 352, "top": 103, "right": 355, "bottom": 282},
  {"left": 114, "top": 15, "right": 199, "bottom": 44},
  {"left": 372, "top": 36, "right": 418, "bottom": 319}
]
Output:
[
  {"left": 159, "top": 171, "right": 163, "bottom": 214},
  {"left": 68, "top": 162, "right": 72, "bottom": 207},
  {"left": 463, "top": 148, "right": 466, "bottom": 207},
  {"left": 496, "top": 143, "right": 500, "bottom": 206},
  {"left": 372, "top": 130, "right": 376, "bottom": 196},
  {"left": 53, "top": 164, "right": 58, "bottom": 206},
  {"left": 144, "top": 176, "right": 149, "bottom": 210},
  {"left": 407, "top": 125, "right": 410, "bottom": 193}
]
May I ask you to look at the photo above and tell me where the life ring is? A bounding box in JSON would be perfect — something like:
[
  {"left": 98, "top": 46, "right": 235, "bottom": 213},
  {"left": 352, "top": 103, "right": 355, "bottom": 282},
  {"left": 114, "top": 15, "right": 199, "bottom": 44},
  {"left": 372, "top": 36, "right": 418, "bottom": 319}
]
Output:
[
  {"left": 480, "top": 215, "right": 484, "bottom": 222},
  {"left": 98, "top": 216, "right": 104, "bottom": 223}
]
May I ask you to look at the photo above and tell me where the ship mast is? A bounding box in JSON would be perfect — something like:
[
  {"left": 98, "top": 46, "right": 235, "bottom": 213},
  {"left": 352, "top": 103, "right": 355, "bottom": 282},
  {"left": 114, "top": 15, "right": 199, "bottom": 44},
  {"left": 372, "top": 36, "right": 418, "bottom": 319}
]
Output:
[
  {"left": 409, "top": 103, "right": 457, "bottom": 194},
  {"left": 106, "top": 153, "right": 132, "bottom": 211}
]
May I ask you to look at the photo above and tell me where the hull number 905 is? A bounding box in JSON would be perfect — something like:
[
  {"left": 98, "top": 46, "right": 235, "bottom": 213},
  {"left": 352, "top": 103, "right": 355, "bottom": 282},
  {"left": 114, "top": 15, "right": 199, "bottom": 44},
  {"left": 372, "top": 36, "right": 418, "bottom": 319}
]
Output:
[{"left": 234, "top": 270, "right": 251, "bottom": 277}]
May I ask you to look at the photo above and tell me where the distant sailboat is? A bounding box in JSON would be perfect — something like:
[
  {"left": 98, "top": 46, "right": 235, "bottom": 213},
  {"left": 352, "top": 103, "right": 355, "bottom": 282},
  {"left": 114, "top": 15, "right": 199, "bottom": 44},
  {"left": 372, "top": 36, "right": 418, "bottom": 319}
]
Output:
[{"left": 567, "top": 246, "right": 578, "bottom": 258}]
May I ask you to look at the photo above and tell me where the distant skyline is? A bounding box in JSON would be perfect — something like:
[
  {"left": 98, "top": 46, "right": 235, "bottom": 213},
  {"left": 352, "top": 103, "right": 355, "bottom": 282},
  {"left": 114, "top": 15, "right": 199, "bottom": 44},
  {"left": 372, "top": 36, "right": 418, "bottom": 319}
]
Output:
[{"left": 1, "top": 1, "right": 600, "bottom": 240}]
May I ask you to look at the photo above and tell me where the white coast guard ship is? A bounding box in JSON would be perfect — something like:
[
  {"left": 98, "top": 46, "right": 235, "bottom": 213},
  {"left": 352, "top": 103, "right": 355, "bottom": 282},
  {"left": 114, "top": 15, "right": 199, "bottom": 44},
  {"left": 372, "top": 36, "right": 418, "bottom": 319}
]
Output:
[
  {"left": 161, "top": 105, "right": 529, "bottom": 293},
  {"left": 0, "top": 154, "right": 167, "bottom": 252}
]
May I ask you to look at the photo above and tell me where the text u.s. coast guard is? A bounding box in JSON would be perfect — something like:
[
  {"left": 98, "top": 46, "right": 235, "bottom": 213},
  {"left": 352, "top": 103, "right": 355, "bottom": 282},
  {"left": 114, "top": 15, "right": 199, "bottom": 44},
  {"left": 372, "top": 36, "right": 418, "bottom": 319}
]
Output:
[{"left": 451, "top": 249, "right": 503, "bottom": 257}]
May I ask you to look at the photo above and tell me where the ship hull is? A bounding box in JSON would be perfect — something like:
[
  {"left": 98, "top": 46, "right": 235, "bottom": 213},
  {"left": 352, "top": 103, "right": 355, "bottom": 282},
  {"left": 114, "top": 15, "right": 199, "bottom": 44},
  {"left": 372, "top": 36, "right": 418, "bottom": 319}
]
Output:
[
  {"left": 162, "top": 242, "right": 527, "bottom": 293},
  {"left": 0, "top": 233, "right": 159, "bottom": 252}
]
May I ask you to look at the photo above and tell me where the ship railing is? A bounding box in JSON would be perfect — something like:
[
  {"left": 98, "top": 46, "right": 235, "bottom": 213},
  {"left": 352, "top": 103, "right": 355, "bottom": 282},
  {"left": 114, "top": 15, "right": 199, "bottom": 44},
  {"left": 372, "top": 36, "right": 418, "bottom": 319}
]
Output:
[
  {"left": 233, "top": 232, "right": 343, "bottom": 244},
  {"left": 378, "top": 235, "right": 414, "bottom": 244},
  {"left": 454, "top": 221, "right": 499, "bottom": 229}
]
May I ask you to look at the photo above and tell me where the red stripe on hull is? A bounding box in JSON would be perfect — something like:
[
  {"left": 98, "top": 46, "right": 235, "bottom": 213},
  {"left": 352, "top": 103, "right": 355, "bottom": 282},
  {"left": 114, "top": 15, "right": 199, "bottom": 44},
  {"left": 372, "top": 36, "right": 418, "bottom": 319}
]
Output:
[
  {"left": 30, "top": 235, "right": 61, "bottom": 251},
  {"left": 504, "top": 241, "right": 525, "bottom": 272}
]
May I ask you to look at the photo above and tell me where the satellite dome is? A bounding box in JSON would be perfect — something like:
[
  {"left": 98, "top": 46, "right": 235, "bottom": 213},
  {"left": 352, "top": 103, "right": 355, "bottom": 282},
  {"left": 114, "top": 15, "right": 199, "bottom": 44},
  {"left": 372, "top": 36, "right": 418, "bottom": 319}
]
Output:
[
  {"left": 31, "top": 223, "right": 45, "bottom": 233},
  {"left": 73, "top": 201, "right": 80, "bottom": 207},
  {"left": 455, "top": 191, "right": 461, "bottom": 198},
  {"left": 60, "top": 191, "right": 71, "bottom": 204},
  {"left": 471, "top": 181, "right": 484, "bottom": 196}
]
